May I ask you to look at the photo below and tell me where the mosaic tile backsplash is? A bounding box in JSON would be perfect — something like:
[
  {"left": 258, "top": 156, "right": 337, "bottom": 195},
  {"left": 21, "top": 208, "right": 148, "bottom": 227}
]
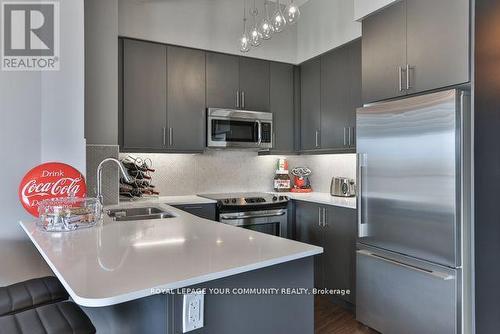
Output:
[{"left": 119, "top": 151, "right": 356, "bottom": 196}]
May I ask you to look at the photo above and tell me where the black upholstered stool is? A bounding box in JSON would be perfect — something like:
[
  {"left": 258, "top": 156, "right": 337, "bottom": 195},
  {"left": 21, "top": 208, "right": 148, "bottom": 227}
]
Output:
[
  {"left": 0, "top": 276, "right": 69, "bottom": 316},
  {"left": 0, "top": 277, "right": 95, "bottom": 334},
  {"left": 0, "top": 301, "right": 95, "bottom": 334}
]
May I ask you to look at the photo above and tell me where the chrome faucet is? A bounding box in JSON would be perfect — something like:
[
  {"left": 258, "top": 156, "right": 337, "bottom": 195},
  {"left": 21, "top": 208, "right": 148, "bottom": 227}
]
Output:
[{"left": 96, "top": 158, "right": 131, "bottom": 206}]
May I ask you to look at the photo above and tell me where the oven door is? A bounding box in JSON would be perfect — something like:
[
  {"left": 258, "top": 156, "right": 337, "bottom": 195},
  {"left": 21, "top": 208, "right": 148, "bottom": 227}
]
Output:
[
  {"left": 207, "top": 109, "right": 273, "bottom": 149},
  {"left": 219, "top": 209, "right": 287, "bottom": 237}
]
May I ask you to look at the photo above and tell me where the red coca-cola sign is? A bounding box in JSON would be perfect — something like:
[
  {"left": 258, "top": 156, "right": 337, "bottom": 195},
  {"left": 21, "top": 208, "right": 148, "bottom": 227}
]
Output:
[{"left": 18, "top": 162, "right": 87, "bottom": 217}]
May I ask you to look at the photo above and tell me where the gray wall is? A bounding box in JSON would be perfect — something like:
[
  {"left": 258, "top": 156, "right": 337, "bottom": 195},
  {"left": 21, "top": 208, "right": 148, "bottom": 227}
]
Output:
[
  {"left": 0, "top": 0, "right": 85, "bottom": 285},
  {"left": 84, "top": 0, "right": 119, "bottom": 145}
]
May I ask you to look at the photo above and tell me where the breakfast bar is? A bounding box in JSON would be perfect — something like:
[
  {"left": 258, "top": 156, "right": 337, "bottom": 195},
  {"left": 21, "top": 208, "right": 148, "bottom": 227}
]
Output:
[{"left": 21, "top": 201, "right": 322, "bottom": 334}]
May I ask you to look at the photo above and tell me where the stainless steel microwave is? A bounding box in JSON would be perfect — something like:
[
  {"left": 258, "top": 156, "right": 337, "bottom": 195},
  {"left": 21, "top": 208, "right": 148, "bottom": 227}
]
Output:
[{"left": 207, "top": 108, "right": 273, "bottom": 149}]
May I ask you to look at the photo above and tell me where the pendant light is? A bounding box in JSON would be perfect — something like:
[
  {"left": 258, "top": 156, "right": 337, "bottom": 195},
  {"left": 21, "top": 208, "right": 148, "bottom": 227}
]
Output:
[
  {"left": 249, "top": 0, "right": 262, "bottom": 47},
  {"left": 239, "top": 0, "right": 250, "bottom": 52},
  {"left": 285, "top": 0, "right": 300, "bottom": 24},
  {"left": 273, "top": 0, "right": 287, "bottom": 33},
  {"left": 260, "top": 0, "right": 274, "bottom": 40}
]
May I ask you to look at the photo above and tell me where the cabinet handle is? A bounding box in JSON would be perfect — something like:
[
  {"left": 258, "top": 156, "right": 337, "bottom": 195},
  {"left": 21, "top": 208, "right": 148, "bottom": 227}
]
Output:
[
  {"left": 162, "top": 127, "right": 166, "bottom": 146},
  {"left": 272, "top": 132, "right": 276, "bottom": 148},
  {"left": 169, "top": 128, "right": 173, "bottom": 146},
  {"left": 323, "top": 208, "right": 327, "bottom": 227},
  {"left": 398, "top": 66, "right": 404, "bottom": 92},
  {"left": 315, "top": 130, "right": 320, "bottom": 148},
  {"left": 236, "top": 90, "right": 240, "bottom": 108},
  {"left": 343, "top": 127, "right": 347, "bottom": 146},
  {"left": 348, "top": 127, "right": 352, "bottom": 147},
  {"left": 318, "top": 207, "right": 322, "bottom": 227},
  {"left": 406, "top": 64, "right": 412, "bottom": 90},
  {"left": 241, "top": 91, "right": 245, "bottom": 109}
]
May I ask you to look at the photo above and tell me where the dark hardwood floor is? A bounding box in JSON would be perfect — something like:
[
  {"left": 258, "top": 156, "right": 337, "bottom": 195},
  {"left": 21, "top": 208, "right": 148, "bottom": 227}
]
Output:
[{"left": 315, "top": 297, "right": 378, "bottom": 334}]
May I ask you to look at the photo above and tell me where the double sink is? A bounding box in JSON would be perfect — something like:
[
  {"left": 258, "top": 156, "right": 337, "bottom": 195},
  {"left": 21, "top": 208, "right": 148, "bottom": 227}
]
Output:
[{"left": 107, "top": 206, "right": 175, "bottom": 222}]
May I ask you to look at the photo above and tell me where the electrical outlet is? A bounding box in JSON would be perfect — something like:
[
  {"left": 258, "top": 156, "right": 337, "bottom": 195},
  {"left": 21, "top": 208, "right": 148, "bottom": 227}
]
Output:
[{"left": 182, "top": 292, "right": 204, "bottom": 332}]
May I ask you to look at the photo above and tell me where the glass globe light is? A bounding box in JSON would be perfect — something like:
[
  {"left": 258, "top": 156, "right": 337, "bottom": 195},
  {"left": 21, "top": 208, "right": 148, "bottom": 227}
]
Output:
[
  {"left": 260, "top": 1, "right": 274, "bottom": 40},
  {"left": 273, "top": 0, "right": 287, "bottom": 33},
  {"left": 285, "top": 0, "right": 300, "bottom": 24},
  {"left": 250, "top": 25, "right": 262, "bottom": 47},
  {"left": 240, "top": 32, "right": 250, "bottom": 52}
]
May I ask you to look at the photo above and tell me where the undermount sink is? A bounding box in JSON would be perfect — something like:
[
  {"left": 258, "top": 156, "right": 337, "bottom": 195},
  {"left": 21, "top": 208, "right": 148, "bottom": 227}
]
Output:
[{"left": 106, "top": 206, "right": 175, "bottom": 222}]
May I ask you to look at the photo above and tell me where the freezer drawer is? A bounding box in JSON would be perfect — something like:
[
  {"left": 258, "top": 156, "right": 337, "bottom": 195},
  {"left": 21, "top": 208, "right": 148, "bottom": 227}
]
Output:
[{"left": 356, "top": 247, "right": 459, "bottom": 334}]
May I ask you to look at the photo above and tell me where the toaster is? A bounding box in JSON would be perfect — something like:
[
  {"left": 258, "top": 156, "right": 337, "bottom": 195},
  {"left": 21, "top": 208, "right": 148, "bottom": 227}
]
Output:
[{"left": 330, "top": 177, "right": 356, "bottom": 197}]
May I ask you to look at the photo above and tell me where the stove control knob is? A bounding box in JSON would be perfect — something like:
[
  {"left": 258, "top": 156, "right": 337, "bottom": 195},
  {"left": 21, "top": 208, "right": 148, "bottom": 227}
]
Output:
[
  {"left": 231, "top": 198, "right": 237, "bottom": 204},
  {"left": 279, "top": 196, "right": 285, "bottom": 201},
  {"left": 272, "top": 196, "right": 278, "bottom": 201},
  {"left": 224, "top": 199, "right": 229, "bottom": 204}
]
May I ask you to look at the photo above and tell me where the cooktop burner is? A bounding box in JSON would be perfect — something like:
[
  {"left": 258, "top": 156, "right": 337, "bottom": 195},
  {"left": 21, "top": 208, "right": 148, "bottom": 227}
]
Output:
[{"left": 199, "top": 192, "right": 289, "bottom": 207}]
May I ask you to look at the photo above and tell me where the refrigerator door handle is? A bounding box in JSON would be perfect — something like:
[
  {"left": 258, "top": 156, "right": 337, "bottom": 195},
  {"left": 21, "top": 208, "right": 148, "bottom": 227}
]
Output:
[
  {"left": 357, "top": 153, "right": 368, "bottom": 237},
  {"left": 357, "top": 250, "right": 455, "bottom": 281}
]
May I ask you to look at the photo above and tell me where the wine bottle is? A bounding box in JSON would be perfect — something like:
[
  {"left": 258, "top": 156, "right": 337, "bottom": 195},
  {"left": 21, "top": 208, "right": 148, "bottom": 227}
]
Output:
[{"left": 127, "top": 170, "right": 152, "bottom": 180}]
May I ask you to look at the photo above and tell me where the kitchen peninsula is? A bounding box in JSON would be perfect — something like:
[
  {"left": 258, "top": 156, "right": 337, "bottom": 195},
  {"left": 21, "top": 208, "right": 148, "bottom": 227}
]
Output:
[{"left": 21, "top": 200, "right": 322, "bottom": 334}]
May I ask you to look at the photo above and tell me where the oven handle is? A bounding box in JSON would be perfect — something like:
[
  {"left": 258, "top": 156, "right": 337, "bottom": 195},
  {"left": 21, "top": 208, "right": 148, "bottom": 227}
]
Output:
[{"left": 220, "top": 210, "right": 286, "bottom": 220}]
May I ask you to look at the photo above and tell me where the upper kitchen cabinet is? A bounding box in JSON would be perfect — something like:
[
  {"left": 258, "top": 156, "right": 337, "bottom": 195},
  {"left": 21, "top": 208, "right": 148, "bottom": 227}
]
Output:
[
  {"left": 206, "top": 52, "right": 240, "bottom": 109},
  {"left": 269, "top": 62, "right": 295, "bottom": 153},
  {"left": 206, "top": 52, "right": 270, "bottom": 111},
  {"left": 239, "top": 57, "right": 270, "bottom": 111},
  {"left": 167, "top": 46, "right": 206, "bottom": 151},
  {"left": 362, "top": 1, "right": 407, "bottom": 104},
  {"left": 362, "top": 0, "right": 470, "bottom": 103},
  {"left": 405, "top": 0, "right": 469, "bottom": 95},
  {"left": 300, "top": 57, "right": 321, "bottom": 151},
  {"left": 120, "top": 38, "right": 205, "bottom": 153},
  {"left": 321, "top": 40, "right": 361, "bottom": 151},
  {"left": 122, "top": 39, "right": 167, "bottom": 151}
]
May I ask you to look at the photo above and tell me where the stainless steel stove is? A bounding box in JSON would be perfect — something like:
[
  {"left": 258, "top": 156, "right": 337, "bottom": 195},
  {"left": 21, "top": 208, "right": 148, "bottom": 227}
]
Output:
[{"left": 198, "top": 192, "right": 289, "bottom": 238}]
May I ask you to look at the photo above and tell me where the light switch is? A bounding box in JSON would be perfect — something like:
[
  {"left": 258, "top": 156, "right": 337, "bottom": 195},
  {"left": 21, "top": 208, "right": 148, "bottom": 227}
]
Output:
[{"left": 182, "top": 292, "right": 204, "bottom": 332}]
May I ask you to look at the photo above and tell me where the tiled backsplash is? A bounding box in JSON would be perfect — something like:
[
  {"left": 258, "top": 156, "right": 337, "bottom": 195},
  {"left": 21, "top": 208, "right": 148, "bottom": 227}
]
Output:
[{"left": 119, "top": 151, "right": 356, "bottom": 195}]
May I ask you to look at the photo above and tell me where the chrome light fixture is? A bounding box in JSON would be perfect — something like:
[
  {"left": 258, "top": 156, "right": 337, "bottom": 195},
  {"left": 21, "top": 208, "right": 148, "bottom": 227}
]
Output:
[
  {"left": 249, "top": 0, "right": 262, "bottom": 47},
  {"left": 239, "top": 1, "right": 250, "bottom": 52},
  {"left": 260, "top": 1, "right": 274, "bottom": 40},
  {"left": 239, "top": 0, "right": 300, "bottom": 53},
  {"left": 272, "top": 0, "right": 287, "bottom": 32},
  {"left": 285, "top": 0, "right": 300, "bottom": 24}
]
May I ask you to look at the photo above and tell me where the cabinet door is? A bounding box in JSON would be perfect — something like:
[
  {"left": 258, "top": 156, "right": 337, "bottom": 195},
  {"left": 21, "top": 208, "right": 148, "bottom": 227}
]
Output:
[
  {"left": 348, "top": 39, "right": 362, "bottom": 148},
  {"left": 122, "top": 39, "right": 167, "bottom": 150},
  {"left": 172, "top": 204, "right": 216, "bottom": 221},
  {"left": 167, "top": 46, "right": 206, "bottom": 151},
  {"left": 295, "top": 201, "right": 324, "bottom": 288},
  {"left": 300, "top": 58, "right": 321, "bottom": 151},
  {"left": 323, "top": 206, "right": 357, "bottom": 304},
  {"left": 362, "top": 1, "right": 406, "bottom": 103},
  {"left": 321, "top": 45, "right": 351, "bottom": 150},
  {"left": 239, "top": 57, "right": 270, "bottom": 111},
  {"left": 206, "top": 52, "right": 240, "bottom": 109},
  {"left": 270, "top": 62, "right": 294, "bottom": 152},
  {"left": 406, "top": 0, "right": 469, "bottom": 94}
]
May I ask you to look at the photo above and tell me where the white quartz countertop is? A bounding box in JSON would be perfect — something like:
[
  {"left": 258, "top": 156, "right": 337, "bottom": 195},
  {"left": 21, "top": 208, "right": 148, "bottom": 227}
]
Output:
[
  {"left": 274, "top": 192, "right": 357, "bottom": 209},
  {"left": 20, "top": 201, "right": 322, "bottom": 308}
]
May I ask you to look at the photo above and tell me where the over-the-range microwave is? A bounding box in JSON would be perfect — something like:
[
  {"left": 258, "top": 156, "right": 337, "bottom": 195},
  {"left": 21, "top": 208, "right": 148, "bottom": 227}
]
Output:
[{"left": 207, "top": 108, "right": 273, "bottom": 149}]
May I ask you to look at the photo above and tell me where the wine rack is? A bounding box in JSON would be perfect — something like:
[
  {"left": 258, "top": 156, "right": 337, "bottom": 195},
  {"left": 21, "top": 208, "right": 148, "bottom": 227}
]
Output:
[{"left": 119, "top": 155, "right": 159, "bottom": 199}]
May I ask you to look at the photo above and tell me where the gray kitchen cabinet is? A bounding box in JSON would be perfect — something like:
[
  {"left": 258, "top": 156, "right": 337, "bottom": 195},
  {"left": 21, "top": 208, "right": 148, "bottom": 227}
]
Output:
[
  {"left": 270, "top": 62, "right": 295, "bottom": 152},
  {"left": 300, "top": 58, "right": 321, "bottom": 151},
  {"left": 294, "top": 201, "right": 357, "bottom": 304},
  {"left": 122, "top": 39, "right": 167, "bottom": 151},
  {"left": 362, "top": 0, "right": 470, "bottom": 103},
  {"left": 347, "top": 40, "right": 362, "bottom": 148},
  {"left": 239, "top": 57, "right": 270, "bottom": 111},
  {"left": 172, "top": 204, "right": 216, "bottom": 221},
  {"left": 323, "top": 205, "right": 357, "bottom": 304},
  {"left": 361, "top": 0, "right": 407, "bottom": 104},
  {"left": 406, "top": 0, "right": 469, "bottom": 94},
  {"left": 166, "top": 46, "right": 206, "bottom": 151},
  {"left": 206, "top": 52, "right": 240, "bottom": 109},
  {"left": 295, "top": 201, "right": 324, "bottom": 288}
]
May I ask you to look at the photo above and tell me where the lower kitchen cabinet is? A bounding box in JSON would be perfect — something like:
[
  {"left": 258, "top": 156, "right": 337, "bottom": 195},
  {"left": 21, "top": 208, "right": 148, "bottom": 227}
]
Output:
[
  {"left": 172, "top": 204, "right": 216, "bottom": 221},
  {"left": 294, "top": 200, "right": 356, "bottom": 305}
]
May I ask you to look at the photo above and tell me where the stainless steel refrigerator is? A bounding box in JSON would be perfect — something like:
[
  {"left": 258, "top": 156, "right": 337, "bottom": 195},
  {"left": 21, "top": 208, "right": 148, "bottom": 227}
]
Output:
[{"left": 355, "top": 89, "right": 472, "bottom": 334}]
